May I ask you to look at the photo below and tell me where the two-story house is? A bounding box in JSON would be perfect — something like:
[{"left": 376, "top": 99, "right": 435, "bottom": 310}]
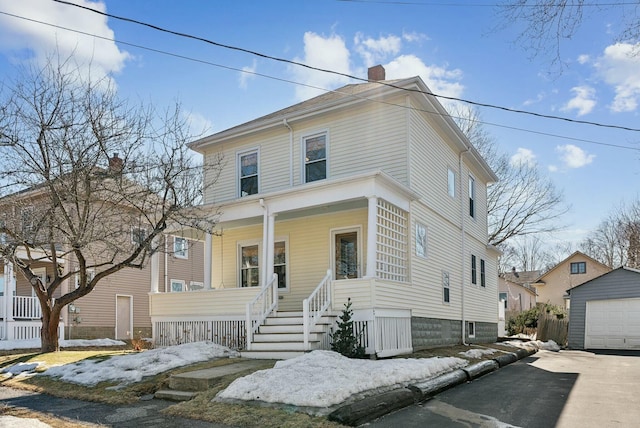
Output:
[
  {"left": 149, "top": 66, "right": 500, "bottom": 359},
  {"left": 532, "top": 251, "right": 611, "bottom": 308}
]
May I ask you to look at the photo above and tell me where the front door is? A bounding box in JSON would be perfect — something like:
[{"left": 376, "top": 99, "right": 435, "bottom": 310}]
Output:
[{"left": 333, "top": 229, "right": 360, "bottom": 280}]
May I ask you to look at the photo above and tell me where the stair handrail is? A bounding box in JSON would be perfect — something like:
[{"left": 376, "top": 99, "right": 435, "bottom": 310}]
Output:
[
  {"left": 303, "top": 269, "right": 332, "bottom": 350},
  {"left": 245, "top": 273, "right": 278, "bottom": 351}
]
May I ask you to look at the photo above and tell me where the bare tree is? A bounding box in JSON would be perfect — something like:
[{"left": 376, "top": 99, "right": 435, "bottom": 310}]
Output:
[
  {"left": 496, "top": 1, "right": 640, "bottom": 71},
  {"left": 452, "top": 105, "right": 568, "bottom": 247},
  {"left": 0, "top": 58, "right": 221, "bottom": 352},
  {"left": 581, "top": 200, "right": 640, "bottom": 268}
]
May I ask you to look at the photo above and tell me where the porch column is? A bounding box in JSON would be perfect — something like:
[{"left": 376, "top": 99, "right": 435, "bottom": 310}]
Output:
[
  {"left": 204, "top": 233, "right": 212, "bottom": 290},
  {"left": 150, "top": 238, "right": 160, "bottom": 293},
  {"left": 266, "top": 213, "right": 276, "bottom": 280},
  {"left": 4, "top": 259, "right": 14, "bottom": 323},
  {"left": 365, "top": 196, "right": 378, "bottom": 278}
]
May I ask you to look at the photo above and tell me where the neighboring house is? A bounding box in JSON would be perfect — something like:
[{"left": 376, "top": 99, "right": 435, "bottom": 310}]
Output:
[
  {"left": 532, "top": 251, "right": 611, "bottom": 309},
  {"left": 499, "top": 269, "right": 538, "bottom": 312},
  {"left": 0, "top": 160, "right": 204, "bottom": 342},
  {"left": 150, "top": 65, "right": 500, "bottom": 359},
  {"left": 567, "top": 267, "right": 640, "bottom": 350}
]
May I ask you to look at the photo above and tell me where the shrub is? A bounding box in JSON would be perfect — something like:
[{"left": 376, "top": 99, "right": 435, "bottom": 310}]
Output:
[
  {"left": 507, "top": 303, "right": 567, "bottom": 335},
  {"left": 330, "top": 298, "right": 366, "bottom": 358}
]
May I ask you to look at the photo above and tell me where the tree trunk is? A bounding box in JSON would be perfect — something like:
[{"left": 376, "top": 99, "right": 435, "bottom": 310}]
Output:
[{"left": 40, "top": 307, "right": 60, "bottom": 353}]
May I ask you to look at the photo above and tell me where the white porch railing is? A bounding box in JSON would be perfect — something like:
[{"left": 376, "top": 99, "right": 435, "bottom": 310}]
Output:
[
  {"left": 303, "top": 269, "right": 332, "bottom": 350},
  {"left": 245, "top": 273, "right": 278, "bottom": 351},
  {"left": 13, "top": 296, "right": 43, "bottom": 319}
]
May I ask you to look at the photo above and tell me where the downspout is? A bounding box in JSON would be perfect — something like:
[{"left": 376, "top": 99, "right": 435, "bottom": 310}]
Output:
[
  {"left": 459, "top": 150, "right": 469, "bottom": 345},
  {"left": 164, "top": 237, "right": 168, "bottom": 292},
  {"left": 283, "top": 118, "right": 293, "bottom": 187}
]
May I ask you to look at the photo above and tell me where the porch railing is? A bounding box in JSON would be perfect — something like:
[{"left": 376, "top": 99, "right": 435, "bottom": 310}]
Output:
[
  {"left": 303, "top": 269, "right": 332, "bottom": 350},
  {"left": 13, "top": 296, "right": 43, "bottom": 319},
  {"left": 245, "top": 273, "right": 278, "bottom": 351}
]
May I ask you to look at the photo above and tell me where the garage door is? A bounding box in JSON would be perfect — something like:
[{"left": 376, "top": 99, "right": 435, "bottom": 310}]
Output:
[{"left": 585, "top": 298, "right": 640, "bottom": 349}]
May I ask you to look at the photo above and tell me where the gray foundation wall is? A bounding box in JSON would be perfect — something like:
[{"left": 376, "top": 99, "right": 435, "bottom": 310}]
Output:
[{"left": 412, "top": 317, "right": 497, "bottom": 349}]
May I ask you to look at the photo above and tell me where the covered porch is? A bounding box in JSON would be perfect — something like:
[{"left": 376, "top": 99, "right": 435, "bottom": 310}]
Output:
[{"left": 150, "top": 171, "right": 416, "bottom": 357}]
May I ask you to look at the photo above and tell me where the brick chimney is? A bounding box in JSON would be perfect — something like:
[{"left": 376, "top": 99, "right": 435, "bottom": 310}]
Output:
[
  {"left": 109, "top": 153, "right": 123, "bottom": 173},
  {"left": 368, "top": 65, "right": 385, "bottom": 81}
]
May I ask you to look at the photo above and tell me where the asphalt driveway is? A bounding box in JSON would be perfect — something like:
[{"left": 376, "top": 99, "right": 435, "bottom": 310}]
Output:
[{"left": 364, "top": 349, "right": 640, "bottom": 428}]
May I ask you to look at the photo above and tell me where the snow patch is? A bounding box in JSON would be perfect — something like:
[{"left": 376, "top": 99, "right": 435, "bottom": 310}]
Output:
[{"left": 458, "top": 348, "right": 498, "bottom": 359}]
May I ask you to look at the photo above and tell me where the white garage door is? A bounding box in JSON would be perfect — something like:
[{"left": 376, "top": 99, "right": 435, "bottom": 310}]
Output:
[{"left": 585, "top": 298, "right": 640, "bottom": 349}]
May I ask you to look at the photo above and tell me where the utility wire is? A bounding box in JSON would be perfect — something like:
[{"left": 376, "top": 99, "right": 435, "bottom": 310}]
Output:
[
  {"left": 52, "top": 0, "right": 640, "bottom": 133},
  {"left": 1, "top": 9, "right": 639, "bottom": 152}
]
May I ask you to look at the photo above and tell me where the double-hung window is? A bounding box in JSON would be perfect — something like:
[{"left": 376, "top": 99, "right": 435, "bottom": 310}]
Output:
[
  {"left": 304, "top": 133, "right": 327, "bottom": 183},
  {"left": 174, "top": 236, "right": 188, "bottom": 259},
  {"left": 239, "top": 241, "right": 288, "bottom": 289},
  {"left": 471, "top": 254, "right": 477, "bottom": 285},
  {"left": 469, "top": 175, "right": 476, "bottom": 218},
  {"left": 480, "top": 259, "right": 486, "bottom": 287},
  {"left": 238, "top": 150, "right": 259, "bottom": 197},
  {"left": 570, "top": 262, "right": 586, "bottom": 274}
]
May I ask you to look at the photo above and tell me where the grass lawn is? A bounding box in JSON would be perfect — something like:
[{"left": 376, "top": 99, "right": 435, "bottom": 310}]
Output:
[{"left": 0, "top": 341, "right": 523, "bottom": 427}]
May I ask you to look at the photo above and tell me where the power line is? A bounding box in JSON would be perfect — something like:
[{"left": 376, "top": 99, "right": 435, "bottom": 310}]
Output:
[
  {"left": 1, "top": 9, "right": 638, "bottom": 152},
  {"left": 52, "top": 0, "right": 640, "bottom": 134}
]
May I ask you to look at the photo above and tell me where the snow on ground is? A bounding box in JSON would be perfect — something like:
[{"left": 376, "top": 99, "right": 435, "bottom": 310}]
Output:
[
  {"left": 459, "top": 348, "right": 498, "bottom": 359},
  {"left": 502, "top": 339, "right": 560, "bottom": 352},
  {"left": 43, "top": 342, "right": 238, "bottom": 386},
  {"left": 0, "top": 415, "right": 51, "bottom": 428},
  {"left": 216, "top": 350, "right": 468, "bottom": 408}
]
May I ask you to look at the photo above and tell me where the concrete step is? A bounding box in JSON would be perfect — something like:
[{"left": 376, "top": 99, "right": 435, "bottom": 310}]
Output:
[
  {"left": 167, "top": 360, "right": 270, "bottom": 392},
  {"left": 154, "top": 389, "right": 197, "bottom": 401},
  {"left": 240, "top": 350, "right": 307, "bottom": 360}
]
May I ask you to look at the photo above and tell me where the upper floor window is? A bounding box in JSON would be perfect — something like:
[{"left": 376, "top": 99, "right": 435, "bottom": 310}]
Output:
[
  {"left": 570, "top": 262, "right": 586, "bottom": 274},
  {"left": 304, "top": 133, "right": 327, "bottom": 183},
  {"left": 471, "top": 254, "right": 477, "bottom": 285},
  {"left": 131, "top": 227, "right": 147, "bottom": 245},
  {"left": 447, "top": 168, "right": 456, "bottom": 198},
  {"left": 174, "top": 236, "right": 188, "bottom": 259},
  {"left": 238, "top": 150, "right": 259, "bottom": 197},
  {"left": 416, "top": 222, "right": 428, "bottom": 258},
  {"left": 468, "top": 175, "right": 476, "bottom": 218},
  {"left": 443, "top": 271, "right": 450, "bottom": 303},
  {"left": 480, "top": 259, "right": 486, "bottom": 287}
]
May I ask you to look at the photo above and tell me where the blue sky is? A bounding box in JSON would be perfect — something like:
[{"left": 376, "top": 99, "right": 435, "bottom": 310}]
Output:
[{"left": 0, "top": 0, "right": 638, "bottom": 248}]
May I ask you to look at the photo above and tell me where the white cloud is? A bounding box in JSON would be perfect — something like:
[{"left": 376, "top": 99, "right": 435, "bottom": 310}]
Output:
[
  {"left": 290, "top": 32, "right": 352, "bottom": 101},
  {"left": 556, "top": 144, "right": 595, "bottom": 169},
  {"left": 239, "top": 59, "right": 257, "bottom": 90},
  {"left": 561, "top": 86, "right": 597, "bottom": 116},
  {"left": 510, "top": 148, "right": 537, "bottom": 168},
  {"left": 384, "top": 54, "right": 464, "bottom": 99},
  {"left": 548, "top": 165, "right": 559, "bottom": 173},
  {"left": 577, "top": 54, "right": 590, "bottom": 65},
  {"left": 354, "top": 33, "right": 402, "bottom": 66},
  {"left": 0, "top": 0, "right": 130, "bottom": 82},
  {"left": 594, "top": 42, "right": 640, "bottom": 112},
  {"left": 402, "top": 31, "right": 429, "bottom": 43}
]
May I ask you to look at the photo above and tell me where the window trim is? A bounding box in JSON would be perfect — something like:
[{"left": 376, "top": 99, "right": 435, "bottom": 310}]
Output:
[
  {"left": 131, "top": 226, "right": 147, "bottom": 245},
  {"left": 468, "top": 175, "right": 476, "bottom": 218},
  {"left": 570, "top": 261, "right": 587, "bottom": 274},
  {"left": 75, "top": 269, "right": 95, "bottom": 289},
  {"left": 170, "top": 279, "right": 185, "bottom": 292},
  {"left": 499, "top": 292, "right": 508, "bottom": 309},
  {"left": 447, "top": 168, "right": 456, "bottom": 198},
  {"left": 173, "top": 236, "right": 189, "bottom": 259},
  {"left": 237, "top": 148, "right": 260, "bottom": 197},
  {"left": 415, "top": 222, "right": 428, "bottom": 259},
  {"left": 471, "top": 254, "right": 477, "bottom": 285},
  {"left": 468, "top": 321, "right": 476, "bottom": 338},
  {"left": 188, "top": 281, "right": 204, "bottom": 291},
  {"left": 331, "top": 226, "right": 363, "bottom": 281},
  {"left": 302, "top": 131, "right": 329, "bottom": 183},
  {"left": 442, "top": 271, "right": 450, "bottom": 304},
  {"left": 480, "top": 258, "right": 486, "bottom": 287},
  {"left": 237, "top": 238, "right": 289, "bottom": 290}
]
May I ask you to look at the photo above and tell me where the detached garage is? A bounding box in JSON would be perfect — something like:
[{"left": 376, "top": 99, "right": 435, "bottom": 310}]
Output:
[{"left": 568, "top": 267, "right": 640, "bottom": 350}]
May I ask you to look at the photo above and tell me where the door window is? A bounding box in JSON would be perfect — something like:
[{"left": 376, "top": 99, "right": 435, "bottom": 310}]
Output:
[{"left": 335, "top": 231, "right": 359, "bottom": 280}]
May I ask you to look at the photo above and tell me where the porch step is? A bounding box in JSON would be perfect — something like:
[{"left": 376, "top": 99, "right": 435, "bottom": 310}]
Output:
[
  {"left": 249, "top": 341, "right": 321, "bottom": 351},
  {"left": 240, "top": 350, "right": 307, "bottom": 360},
  {"left": 154, "top": 389, "right": 197, "bottom": 401},
  {"left": 252, "top": 332, "right": 320, "bottom": 342},
  {"left": 258, "top": 324, "right": 326, "bottom": 334}
]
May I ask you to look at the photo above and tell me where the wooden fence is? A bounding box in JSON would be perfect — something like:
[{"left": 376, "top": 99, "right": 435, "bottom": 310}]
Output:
[{"left": 537, "top": 312, "right": 568, "bottom": 346}]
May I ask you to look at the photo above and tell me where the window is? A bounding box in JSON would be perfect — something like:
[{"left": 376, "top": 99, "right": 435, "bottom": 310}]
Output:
[
  {"left": 131, "top": 227, "right": 147, "bottom": 245},
  {"left": 0, "top": 218, "right": 6, "bottom": 244},
  {"left": 447, "top": 168, "right": 456, "bottom": 198},
  {"left": 570, "top": 262, "right": 586, "bottom": 274},
  {"left": 173, "top": 236, "right": 188, "bottom": 259},
  {"left": 471, "top": 254, "right": 477, "bottom": 285},
  {"left": 443, "top": 271, "right": 450, "bottom": 303},
  {"left": 468, "top": 176, "right": 475, "bottom": 218},
  {"left": 480, "top": 259, "right": 486, "bottom": 287},
  {"left": 304, "top": 133, "right": 327, "bottom": 183},
  {"left": 415, "top": 222, "right": 428, "bottom": 258},
  {"left": 468, "top": 321, "right": 476, "bottom": 338},
  {"left": 240, "top": 245, "right": 260, "bottom": 287},
  {"left": 238, "top": 150, "right": 259, "bottom": 197},
  {"left": 21, "top": 207, "right": 35, "bottom": 236},
  {"left": 75, "top": 269, "right": 95, "bottom": 289},
  {"left": 274, "top": 241, "right": 287, "bottom": 289},
  {"left": 170, "top": 279, "right": 185, "bottom": 292},
  {"left": 499, "top": 292, "right": 508, "bottom": 309},
  {"left": 188, "top": 281, "right": 204, "bottom": 291}
]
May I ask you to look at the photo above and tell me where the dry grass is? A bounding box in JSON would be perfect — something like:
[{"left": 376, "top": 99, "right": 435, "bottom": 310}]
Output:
[
  {"left": 0, "top": 342, "right": 523, "bottom": 427},
  {"left": 0, "top": 404, "right": 104, "bottom": 427}
]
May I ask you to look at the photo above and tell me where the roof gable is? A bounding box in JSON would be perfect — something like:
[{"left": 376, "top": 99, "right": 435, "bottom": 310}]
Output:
[{"left": 535, "top": 251, "right": 611, "bottom": 282}]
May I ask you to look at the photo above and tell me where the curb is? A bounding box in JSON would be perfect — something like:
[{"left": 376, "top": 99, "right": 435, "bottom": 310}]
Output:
[{"left": 328, "top": 347, "right": 537, "bottom": 426}]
